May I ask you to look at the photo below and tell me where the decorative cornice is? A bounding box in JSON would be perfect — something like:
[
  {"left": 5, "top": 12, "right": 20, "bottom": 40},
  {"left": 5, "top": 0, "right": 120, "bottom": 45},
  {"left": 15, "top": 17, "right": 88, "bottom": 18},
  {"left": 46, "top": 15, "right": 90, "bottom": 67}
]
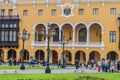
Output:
[{"left": 0, "top": 0, "right": 120, "bottom": 6}]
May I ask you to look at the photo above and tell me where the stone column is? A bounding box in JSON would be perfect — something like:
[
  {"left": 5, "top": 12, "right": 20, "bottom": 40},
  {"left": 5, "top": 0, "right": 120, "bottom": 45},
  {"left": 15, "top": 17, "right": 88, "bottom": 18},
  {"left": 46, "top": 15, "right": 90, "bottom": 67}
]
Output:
[
  {"left": 118, "top": 56, "right": 120, "bottom": 61},
  {"left": 87, "top": 29, "right": 89, "bottom": 43},
  {"left": 46, "top": 29, "right": 48, "bottom": 43},
  {"left": 100, "top": 56, "right": 106, "bottom": 61},
  {"left": 29, "top": 54, "right": 35, "bottom": 61},
  {"left": 45, "top": 53, "right": 47, "bottom": 61},
  {"left": 72, "top": 29, "right": 75, "bottom": 49},
  {"left": 3, "top": 50, "right": 8, "bottom": 62},
  {"left": 73, "top": 29, "right": 75, "bottom": 43},
  {"left": 71, "top": 54, "right": 75, "bottom": 65},
  {"left": 86, "top": 55, "right": 89, "bottom": 64},
  {"left": 86, "top": 29, "right": 89, "bottom": 49},
  {"left": 59, "top": 29, "right": 61, "bottom": 41},
  {"left": 16, "top": 53, "right": 20, "bottom": 59},
  {"left": 4, "top": 53, "right": 7, "bottom": 62},
  {"left": 58, "top": 53, "right": 61, "bottom": 61}
]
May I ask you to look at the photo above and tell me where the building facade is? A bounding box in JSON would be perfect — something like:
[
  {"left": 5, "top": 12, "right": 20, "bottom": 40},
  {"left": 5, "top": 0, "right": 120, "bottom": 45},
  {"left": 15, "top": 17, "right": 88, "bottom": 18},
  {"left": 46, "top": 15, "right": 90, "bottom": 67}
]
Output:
[{"left": 0, "top": 0, "right": 120, "bottom": 64}]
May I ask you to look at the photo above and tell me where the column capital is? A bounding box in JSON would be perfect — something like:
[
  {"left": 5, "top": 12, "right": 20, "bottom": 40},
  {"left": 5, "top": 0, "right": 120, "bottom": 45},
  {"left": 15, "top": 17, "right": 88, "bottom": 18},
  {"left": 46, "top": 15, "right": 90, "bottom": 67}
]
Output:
[
  {"left": 86, "top": 55, "right": 89, "bottom": 59},
  {"left": 29, "top": 54, "right": 35, "bottom": 58},
  {"left": 118, "top": 56, "right": 120, "bottom": 60},
  {"left": 100, "top": 56, "right": 106, "bottom": 59},
  {"left": 17, "top": 53, "right": 20, "bottom": 56},
  {"left": 72, "top": 54, "right": 75, "bottom": 57}
]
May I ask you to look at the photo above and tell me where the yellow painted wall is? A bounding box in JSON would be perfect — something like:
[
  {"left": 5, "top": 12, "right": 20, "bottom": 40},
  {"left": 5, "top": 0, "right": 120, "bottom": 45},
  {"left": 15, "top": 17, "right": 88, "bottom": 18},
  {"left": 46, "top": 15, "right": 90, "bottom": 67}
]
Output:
[{"left": 0, "top": 1, "right": 120, "bottom": 64}]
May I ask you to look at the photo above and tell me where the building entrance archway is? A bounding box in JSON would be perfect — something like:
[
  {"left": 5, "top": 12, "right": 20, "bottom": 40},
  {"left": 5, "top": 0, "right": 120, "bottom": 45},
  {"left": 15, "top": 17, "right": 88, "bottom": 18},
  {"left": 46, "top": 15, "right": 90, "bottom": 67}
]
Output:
[
  {"left": 89, "top": 51, "right": 100, "bottom": 63},
  {"left": 0, "top": 49, "right": 4, "bottom": 62},
  {"left": 8, "top": 49, "right": 16, "bottom": 60},
  {"left": 107, "top": 51, "right": 118, "bottom": 61},
  {"left": 75, "top": 51, "right": 86, "bottom": 63},
  {"left": 35, "top": 50, "right": 44, "bottom": 63},
  {"left": 20, "top": 49, "right": 29, "bottom": 62},
  {"left": 50, "top": 50, "right": 58, "bottom": 64},
  {"left": 89, "top": 23, "right": 102, "bottom": 42},
  {"left": 61, "top": 50, "right": 72, "bottom": 64}
]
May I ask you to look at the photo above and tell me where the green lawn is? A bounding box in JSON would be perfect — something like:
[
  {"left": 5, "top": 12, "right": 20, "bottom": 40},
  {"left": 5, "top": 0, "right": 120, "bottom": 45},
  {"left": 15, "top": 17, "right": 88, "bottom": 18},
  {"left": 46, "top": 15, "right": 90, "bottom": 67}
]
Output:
[
  {"left": 0, "top": 66, "right": 120, "bottom": 80},
  {"left": 0, "top": 73, "right": 119, "bottom": 80},
  {"left": 0, "top": 65, "right": 73, "bottom": 70},
  {"left": 0, "top": 65, "right": 44, "bottom": 70}
]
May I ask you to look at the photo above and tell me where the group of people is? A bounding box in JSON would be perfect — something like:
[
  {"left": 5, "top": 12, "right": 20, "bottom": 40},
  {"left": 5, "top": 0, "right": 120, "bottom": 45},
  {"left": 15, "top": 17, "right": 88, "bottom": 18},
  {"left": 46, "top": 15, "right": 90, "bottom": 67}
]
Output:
[
  {"left": 57, "top": 59, "right": 67, "bottom": 68},
  {"left": 0, "top": 58, "right": 3, "bottom": 65},
  {"left": 29, "top": 59, "right": 40, "bottom": 67},
  {"left": 29, "top": 59, "right": 67, "bottom": 68},
  {"left": 1, "top": 57, "right": 120, "bottom": 73},
  {"left": 87, "top": 59, "right": 97, "bottom": 69},
  {"left": 98, "top": 60, "right": 120, "bottom": 73},
  {"left": 75, "top": 58, "right": 120, "bottom": 73},
  {"left": 7, "top": 58, "right": 20, "bottom": 66}
]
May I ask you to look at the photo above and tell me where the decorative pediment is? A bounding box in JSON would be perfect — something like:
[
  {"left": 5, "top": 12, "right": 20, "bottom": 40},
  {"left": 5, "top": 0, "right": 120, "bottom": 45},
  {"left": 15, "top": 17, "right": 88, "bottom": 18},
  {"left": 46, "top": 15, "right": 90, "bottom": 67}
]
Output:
[{"left": 58, "top": 3, "right": 77, "bottom": 18}]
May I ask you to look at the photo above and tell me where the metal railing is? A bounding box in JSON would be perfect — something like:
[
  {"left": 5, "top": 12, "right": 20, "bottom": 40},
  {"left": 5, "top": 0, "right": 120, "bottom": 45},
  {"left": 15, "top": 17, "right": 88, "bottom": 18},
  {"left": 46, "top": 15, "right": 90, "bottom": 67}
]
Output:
[
  {"left": 0, "top": 15, "right": 20, "bottom": 19},
  {"left": 31, "top": 41, "right": 104, "bottom": 48}
]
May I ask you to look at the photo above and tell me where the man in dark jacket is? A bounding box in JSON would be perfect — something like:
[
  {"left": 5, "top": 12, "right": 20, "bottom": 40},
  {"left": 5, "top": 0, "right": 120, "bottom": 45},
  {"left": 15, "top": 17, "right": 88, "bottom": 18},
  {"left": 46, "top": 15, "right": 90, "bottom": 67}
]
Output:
[
  {"left": 75, "top": 59, "right": 79, "bottom": 70},
  {"left": 117, "top": 61, "right": 120, "bottom": 72}
]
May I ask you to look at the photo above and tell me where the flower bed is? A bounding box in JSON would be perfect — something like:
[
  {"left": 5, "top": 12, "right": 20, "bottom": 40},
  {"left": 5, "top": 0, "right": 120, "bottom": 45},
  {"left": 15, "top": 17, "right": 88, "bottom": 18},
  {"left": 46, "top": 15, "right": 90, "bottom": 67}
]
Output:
[{"left": 75, "top": 76, "right": 106, "bottom": 80}]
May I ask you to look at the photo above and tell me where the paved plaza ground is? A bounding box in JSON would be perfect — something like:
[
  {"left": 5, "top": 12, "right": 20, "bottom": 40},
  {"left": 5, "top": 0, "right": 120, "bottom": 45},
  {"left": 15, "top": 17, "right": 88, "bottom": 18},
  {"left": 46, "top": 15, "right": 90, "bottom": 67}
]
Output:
[{"left": 0, "top": 64, "right": 99, "bottom": 74}]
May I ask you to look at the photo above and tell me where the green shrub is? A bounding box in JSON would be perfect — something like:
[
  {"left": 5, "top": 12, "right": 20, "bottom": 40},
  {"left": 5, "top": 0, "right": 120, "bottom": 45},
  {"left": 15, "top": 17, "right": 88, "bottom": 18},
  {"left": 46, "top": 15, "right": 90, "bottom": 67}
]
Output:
[{"left": 75, "top": 76, "right": 106, "bottom": 80}]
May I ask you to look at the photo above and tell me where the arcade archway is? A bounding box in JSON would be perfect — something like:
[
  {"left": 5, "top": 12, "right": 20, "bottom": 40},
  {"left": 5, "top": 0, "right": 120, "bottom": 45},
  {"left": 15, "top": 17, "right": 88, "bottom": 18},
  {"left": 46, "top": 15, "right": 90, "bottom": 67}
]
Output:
[
  {"left": 50, "top": 50, "right": 58, "bottom": 64},
  {"left": 61, "top": 50, "right": 72, "bottom": 64},
  {"left": 20, "top": 49, "right": 29, "bottom": 62},
  {"left": 35, "top": 50, "right": 44, "bottom": 62},
  {"left": 75, "top": 50, "right": 86, "bottom": 62},
  {"left": 89, "top": 23, "right": 102, "bottom": 42},
  {"left": 7, "top": 49, "right": 16, "bottom": 60},
  {"left": 0, "top": 49, "right": 4, "bottom": 61},
  {"left": 89, "top": 51, "right": 100, "bottom": 62},
  {"left": 107, "top": 51, "right": 118, "bottom": 61}
]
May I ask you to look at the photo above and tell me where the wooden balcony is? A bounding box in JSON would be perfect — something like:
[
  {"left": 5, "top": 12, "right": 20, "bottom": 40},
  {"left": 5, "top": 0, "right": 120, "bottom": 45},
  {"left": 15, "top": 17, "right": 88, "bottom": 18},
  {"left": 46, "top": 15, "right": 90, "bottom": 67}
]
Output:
[
  {"left": 0, "top": 15, "right": 20, "bottom": 20},
  {"left": 0, "top": 41, "right": 19, "bottom": 48}
]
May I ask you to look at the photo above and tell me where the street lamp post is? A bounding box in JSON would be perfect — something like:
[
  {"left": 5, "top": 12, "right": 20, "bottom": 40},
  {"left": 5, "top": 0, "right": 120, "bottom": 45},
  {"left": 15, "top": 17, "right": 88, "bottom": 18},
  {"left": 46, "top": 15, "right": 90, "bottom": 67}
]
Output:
[
  {"left": 18, "top": 28, "right": 30, "bottom": 70},
  {"left": 41, "top": 23, "right": 55, "bottom": 73},
  {"left": 59, "top": 36, "right": 68, "bottom": 68}
]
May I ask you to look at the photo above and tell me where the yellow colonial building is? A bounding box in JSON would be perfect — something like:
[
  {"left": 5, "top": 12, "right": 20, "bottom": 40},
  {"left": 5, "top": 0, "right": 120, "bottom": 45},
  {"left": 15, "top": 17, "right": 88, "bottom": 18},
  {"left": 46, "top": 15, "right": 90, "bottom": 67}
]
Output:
[{"left": 0, "top": 0, "right": 120, "bottom": 65}]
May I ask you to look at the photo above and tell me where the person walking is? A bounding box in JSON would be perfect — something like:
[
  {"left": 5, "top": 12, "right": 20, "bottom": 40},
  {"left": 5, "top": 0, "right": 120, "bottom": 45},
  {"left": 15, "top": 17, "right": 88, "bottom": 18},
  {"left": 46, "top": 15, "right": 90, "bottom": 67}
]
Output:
[
  {"left": 13, "top": 58, "right": 16, "bottom": 66},
  {"left": 9, "top": 58, "right": 12, "bottom": 66},
  {"left": 101, "top": 60, "right": 105, "bottom": 72},
  {"left": 0, "top": 58, "right": 2, "bottom": 65},
  {"left": 98, "top": 61, "right": 101, "bottom": 72},
  {"left": 105, "top": 61, "right": 109, "bottom": 72},
  {"left": 117, "top": 61, "right": 120, "bottom": 72},
  {"left": 75, "top": 59, "right": 79, "bottom": 72},
  {"left": 58, "top": 60, "right": 61, "bottom": 68},
  {"left": 63, "top": 59, "right": 66, "bottom": 68},
  {"left": 110, "top": 61, "right": 115, "bottom": 73}
]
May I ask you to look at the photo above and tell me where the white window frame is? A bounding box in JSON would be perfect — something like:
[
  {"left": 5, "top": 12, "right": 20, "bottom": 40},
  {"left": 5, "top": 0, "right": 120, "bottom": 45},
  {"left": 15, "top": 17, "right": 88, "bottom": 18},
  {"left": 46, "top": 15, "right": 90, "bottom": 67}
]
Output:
[
  {"left": 9, "top": 31, "right": 13, "bottom": 41},
  {"left": 8, "top": 9, "right": 13, "bottom": 16},
  {"left": 110, "top": 8, "right": 116, "bottom": 15},
  {"left": 23, "top": 10, "right": 28, "bottom": 16},
  {"left": 38, "top": 9, "right": 43, "bottom": 16},
  {"left": 13, "top": 31, "right": 16, "bottom": 41},
  {"left": 110, "top": 31, "right": 116, "bottom": 43},
  {"left": 93, "top": 8, "right": 98, "bottom": 15},
  {"left": 1, "top": 9, "right": 5, "bottom": 16},
  {"left": 51, "top": 9, "right": 56, "bottom": 16},
  {"left": 79, "top": 9, "right": 84, "bottom": 15}
]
